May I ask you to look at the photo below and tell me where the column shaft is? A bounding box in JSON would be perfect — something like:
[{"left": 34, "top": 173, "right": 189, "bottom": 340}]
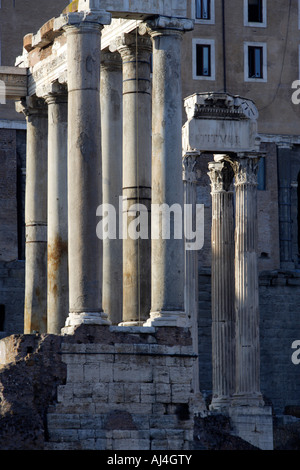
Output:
[
  {"left": 143, "top": 17, "right": 193, "bottom": 326},
  {"left": 208, "top": 160, "right": 235, "bottom": 410},
  {"left": 16, "top": 97, "right": 48, "bottom": 334},
  {"left": 115, "top": 33, "right": 152, "bottom": 325},
  {"left": 231, "top": 155, "right": 264, "bottom": 407},
  {"left": 183, "top": 152, "right": 201, "bottom": 396},
  {"left": 100, "top": 51, "right": 123, "bottom": 325},
  {"left": 63, "top": 14, "right": 111, "bottom": 329},
  {"left": 46, "top": 91, "right": 68, "bottom": 334}
]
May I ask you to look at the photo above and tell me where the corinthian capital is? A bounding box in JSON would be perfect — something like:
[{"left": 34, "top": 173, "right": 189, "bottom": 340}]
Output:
[
  {"left": 230, "top": 154, "right": 261, "bottom": 187},
  {"left": 182, "top": 152, "right": 201, "bottom": 183},
  {"left": 208, "top": 160, "right": 234, "bottom": 193}
]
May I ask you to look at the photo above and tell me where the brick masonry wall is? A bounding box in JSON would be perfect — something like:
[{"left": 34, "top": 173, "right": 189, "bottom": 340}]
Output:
[
  {"left": 0, "top": 129, "right": 26, "bottom": 338},
  {"left": 197, "top": 269, "right": 300, "bottom": 415}
]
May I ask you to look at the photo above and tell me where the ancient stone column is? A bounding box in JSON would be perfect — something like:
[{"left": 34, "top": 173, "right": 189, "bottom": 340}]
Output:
[
  {"left": 112, "top": 33, "right": 152, "bottom": 326},
  {"left": 142, "top": 16, "right": 194, "bottom": 327},
  {"left": 59, "top": 9, "right": 112, "bottom": 330},
  {"left": 100, "top": 50, "right": 123, "bottom": 325},
  {"left": 230, "top": 153, "right": 264, "bottom": 407},
  {"left": 15, "top": 96, "right": 48, "bottom": 334},
  {"left": 208, "top": 159, "right": 235, "bottom": 411},
  {"left": 182, "top": 151, "right": 204, "bottom": 406},
  {"left": 45, "top": 85, "right": 69, "bottom": 334}
]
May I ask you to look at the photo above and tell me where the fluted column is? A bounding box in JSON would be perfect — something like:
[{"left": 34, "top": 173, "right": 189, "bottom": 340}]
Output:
[
  {"left": 45, "top": 85, "right": 69, "bottom": 334},
  {"left": 100, "top": 50, "right": 123, "bottom": 325},
  {"left": 15, "top": 96, "right": 48, "bottom": 334},
  {"left": 208, "top": 159, "right": 235, "bottom": 410},
  {"left": 183, "top": 151, "right": 202, "bottom": 400},
  {"left": 230, "top": 153, "right": 264, "bottom": 407},
  {"left": 142, "top": 16, "right": 194, "bottom": 327},
  {"left": 59, "top": 9, "right": 112, "bottom": 330},
  {"left": 112, "top": 33, "right": 152, "bottom": 325}
]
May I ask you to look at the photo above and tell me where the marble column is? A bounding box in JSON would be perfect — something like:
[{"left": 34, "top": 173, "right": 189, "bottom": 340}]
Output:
[
  {"left": 208, "top": 159, "right": 235, "bottom": 411},
  {"left": 142, "top": 16, "right": 194, "bottom": 327},
  {"left": 60, "top": 9, "right": 111, "bottom": 330},
  {"left": 15, "top": 96, "right": 48, "bottom": 334},
  {"left": 112, "top": 32, "right": 152, "bottom": 326},
  {"left": 182, "top": 151, "right": 203, "bottom": 404},
  {"left": 100, "top": 50, "right": 123, "bottom": 325},
  {"left": 230, "top": 153, "right": 264, "bottom": 407},
  {"left": 45, "top": 85, "right": 69, "bottom": 334}
]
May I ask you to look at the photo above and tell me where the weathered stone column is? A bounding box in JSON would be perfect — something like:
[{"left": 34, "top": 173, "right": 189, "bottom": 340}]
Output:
[
  {"left": 182, "top": 151, "right": 205, "bottom": 410},
  {"left": 230, "top": 153, "right": 264, "bottom": 407},
  {"left": 15, "top": 96, "right": 48, "bottom": 334},
  {"left": 208, "top": 158, "right": 235, "bottom": 411},
  {"left": 112, "top": 32, "right": 152, "bottom": 325},
  {"left": 100, "top": 50, "right": 123, "bottom": 325},
  {"left": 45, "top": 85, "right": 68, "bottom": 334},
  {"left": 142, "top": 16, "right": 194, "bottom": 327},
  {"left": 56, "top": 8, "right": 112, "bottom": 330}
]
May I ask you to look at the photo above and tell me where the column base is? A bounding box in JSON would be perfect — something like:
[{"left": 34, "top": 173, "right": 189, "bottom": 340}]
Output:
[
  {"left": 231, "top": 392, "right": 264, "bottom": 408},
  {"left": 118, "top": 321, "right": 145, "bottom": 327},
  {"left": 228, "top": 405, "right": 274, "bottom": 450},
  {"left": 61, "top": 311, "right": 111, "bottom": 334},
  {"left": 143, "top": 310, "right": 187, "bottom": 327},
  {"left": 209, "top": 396, "right": 232, "bottom": 412}
]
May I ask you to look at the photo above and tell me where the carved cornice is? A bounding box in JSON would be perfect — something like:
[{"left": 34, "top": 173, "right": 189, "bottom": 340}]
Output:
[
  {"left": 0, "top": 67, "right": 27, "bottom": 100},
  {"left": 184, "top": 92, "right": 259, "bottom": 121},
  {"left": 139, "top": 16, "right": 194, "bottom": 38}
]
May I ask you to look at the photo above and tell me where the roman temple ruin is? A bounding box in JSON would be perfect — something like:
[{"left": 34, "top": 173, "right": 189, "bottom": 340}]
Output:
[{"left": 0, "top": 0, "right": 274, "bottom": 450}]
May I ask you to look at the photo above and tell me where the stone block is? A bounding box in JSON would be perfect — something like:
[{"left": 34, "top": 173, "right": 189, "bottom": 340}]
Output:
[
  {"left": 92, "top": 382, "right": 109, "bottom": 400},
  {"left": 171, "top": 384, "right": 192, "bottom": 403},
  {"left": 99, "top": 361, "right": 114, "bottom": 382},
  {"left": 169, "top": 365, "right": 193, "bottom": 384},
  {"left": 123, "top": 383, "right": 141, "bottom": 402},
  {"left": 229, "top": 406, "right": 274, "bottom": 450},
  {"left": 108, "top": 382, "right": 125, "bottom": 403},
  {"left": 155, "top": 383, "right": 172, "bottom": 404},
  {"left": 47, "top": 413, "right": 81, "bottom": 430},
  {"left": 153, "top": 365, "right": 170, "bottom": 383},
  {"left": 66, "top": 363, "right": 85, "bottom": 381},
  {"left": 83, "top": 362, "right": 100, "bottom": 382},
  {"left": 113, "top": 362, "right": 153, "bottom": 383}
]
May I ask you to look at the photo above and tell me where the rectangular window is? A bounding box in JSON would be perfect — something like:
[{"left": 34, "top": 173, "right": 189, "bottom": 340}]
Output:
[
  {"left": 244, "top": 42, "right": 267, "bottom": 82},
  {"left": 196, "top": 44, "right": 211, "bottom": 76},
  {"left": 192, "top": 0, "right": 215, "bottom": 24},
  {"left": 196, "top": 0, "right": 211, "bottom": 20},
  {"left": 248, "top": 0, "right": 263, "bottom": 22},
  {"left": 248, "top": 46, "right": 263, "bottom": 78},
  {"left": 193, "top": 39, "right": 215, "bottom": 80},
  {"left": 244, "top": 0, "right": 266, "bottom": 27}
]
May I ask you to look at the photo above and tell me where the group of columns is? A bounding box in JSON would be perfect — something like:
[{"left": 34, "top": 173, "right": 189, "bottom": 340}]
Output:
[
  {"left": 17, "top": 11, "right": 194, "bottom": 335},
  {"left": 208, "top": 152, "right": 264, "bottom": 410}
]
